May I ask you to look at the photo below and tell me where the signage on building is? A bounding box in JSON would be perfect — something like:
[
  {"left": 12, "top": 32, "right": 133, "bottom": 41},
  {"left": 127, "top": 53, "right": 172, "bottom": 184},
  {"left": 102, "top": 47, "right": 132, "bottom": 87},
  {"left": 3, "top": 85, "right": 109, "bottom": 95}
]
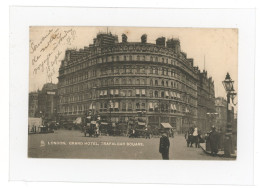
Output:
[{"left": 47, "top": 91, "right": 56, "bottom": 95}]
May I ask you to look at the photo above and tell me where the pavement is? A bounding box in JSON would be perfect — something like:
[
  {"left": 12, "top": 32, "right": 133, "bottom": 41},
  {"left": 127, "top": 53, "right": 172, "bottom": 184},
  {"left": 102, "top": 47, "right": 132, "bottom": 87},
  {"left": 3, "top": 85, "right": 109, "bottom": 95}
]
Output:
[
  {"left": 199, "top": 143, "right": 237, "bottom": 159},
  {"left": 28, "top": 129, "right": 235, "bottom": 160}
]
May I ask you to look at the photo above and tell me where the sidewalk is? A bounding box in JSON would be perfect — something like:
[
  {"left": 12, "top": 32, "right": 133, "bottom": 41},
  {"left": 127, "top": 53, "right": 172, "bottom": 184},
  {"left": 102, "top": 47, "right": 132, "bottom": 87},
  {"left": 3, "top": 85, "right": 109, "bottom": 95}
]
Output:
[{"left": 199, "top": 143, "right": 237, "bottom": 158}]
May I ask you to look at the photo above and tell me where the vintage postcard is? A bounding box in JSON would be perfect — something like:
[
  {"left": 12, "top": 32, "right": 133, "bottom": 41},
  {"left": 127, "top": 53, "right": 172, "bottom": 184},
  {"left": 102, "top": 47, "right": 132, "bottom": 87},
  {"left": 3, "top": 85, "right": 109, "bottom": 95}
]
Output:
[{"left": 28, "top": 26, "right": 238, "bottom": 160}]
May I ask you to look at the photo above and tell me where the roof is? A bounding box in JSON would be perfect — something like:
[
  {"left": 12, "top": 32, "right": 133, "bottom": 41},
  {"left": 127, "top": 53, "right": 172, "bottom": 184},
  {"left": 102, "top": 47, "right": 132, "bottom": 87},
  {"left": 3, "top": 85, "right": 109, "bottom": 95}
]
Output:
[{"left": 161, "top": 123, "right": 173, "bottom": 129}]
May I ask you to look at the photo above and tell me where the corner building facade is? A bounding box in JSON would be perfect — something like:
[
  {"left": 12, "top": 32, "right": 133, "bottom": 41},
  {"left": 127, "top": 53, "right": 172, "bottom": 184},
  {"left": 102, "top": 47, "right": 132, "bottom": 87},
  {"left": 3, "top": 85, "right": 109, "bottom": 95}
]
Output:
[{"left": 57, "top": 33, "right": 214, "bottom": 133}]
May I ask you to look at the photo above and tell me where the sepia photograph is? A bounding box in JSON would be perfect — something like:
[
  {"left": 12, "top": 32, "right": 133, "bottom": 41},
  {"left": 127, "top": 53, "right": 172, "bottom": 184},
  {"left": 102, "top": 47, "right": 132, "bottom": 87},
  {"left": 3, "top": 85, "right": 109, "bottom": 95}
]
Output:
[{"left": 28, "top": 26, "right": 238, "bottom": 160}]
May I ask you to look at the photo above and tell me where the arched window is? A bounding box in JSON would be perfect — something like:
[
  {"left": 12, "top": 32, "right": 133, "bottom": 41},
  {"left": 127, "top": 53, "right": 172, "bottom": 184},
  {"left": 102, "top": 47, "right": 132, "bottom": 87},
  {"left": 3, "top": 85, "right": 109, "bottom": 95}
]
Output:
[
  {"left": 136, "top": 79, "right": 140, "bottom": 85},
  {"left": 124, "top": 56, "right": 127, "bottom": 61},
  {"left": 150, "top": 79, "right": 153, "bottom": 86},
  {"left": 150, "top": 56, "right": 153, "bottom": 61},
  {"left": 162, "top": 58, "right": 164, "bottom": 63},
  {"left": 155, "top": 56, "right": 158, "bottom": 62},
  {"left": 155, "top": 80, "right": 158, "bottom": 86}
]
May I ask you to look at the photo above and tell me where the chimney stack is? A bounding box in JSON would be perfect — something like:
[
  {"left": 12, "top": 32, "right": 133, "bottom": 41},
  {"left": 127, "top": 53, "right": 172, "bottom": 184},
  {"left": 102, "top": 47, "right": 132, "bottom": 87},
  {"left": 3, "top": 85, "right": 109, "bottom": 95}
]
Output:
[{"left": 141, "top": 34, "right": 147, "bottom": 43}]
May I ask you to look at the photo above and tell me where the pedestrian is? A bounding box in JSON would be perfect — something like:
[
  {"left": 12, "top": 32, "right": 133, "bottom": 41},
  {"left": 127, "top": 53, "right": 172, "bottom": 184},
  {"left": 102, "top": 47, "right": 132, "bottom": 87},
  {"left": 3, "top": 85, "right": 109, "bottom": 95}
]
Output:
[
  {"left": 193, "top": 127, "right": 199, "bottom": 148},
  {"left": 209, "top": 126, "right": 219, "bottom": 156},
  {"left": 159, "top": 132, "right": 170, "bottom": 160}
]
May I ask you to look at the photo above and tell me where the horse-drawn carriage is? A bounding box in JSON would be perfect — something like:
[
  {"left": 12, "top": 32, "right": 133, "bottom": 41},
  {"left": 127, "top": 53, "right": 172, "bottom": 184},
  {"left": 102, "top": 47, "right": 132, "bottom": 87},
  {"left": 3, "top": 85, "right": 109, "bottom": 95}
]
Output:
[{"left": 83, "top": 121, "right": 100, "bottom": 137}]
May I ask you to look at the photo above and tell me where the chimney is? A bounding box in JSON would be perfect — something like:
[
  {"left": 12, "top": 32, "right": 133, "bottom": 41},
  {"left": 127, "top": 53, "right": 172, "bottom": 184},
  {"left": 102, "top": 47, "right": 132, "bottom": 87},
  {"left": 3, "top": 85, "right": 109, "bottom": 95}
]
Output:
[
  {"left": 141, "top": 34, "right": 147, "bottom": 43},
  {"left": 122, "top": 33, "right": 127, "bottom": 43},
  {"left": 156, "top": 37, "right": 166, "bottom": 47}
]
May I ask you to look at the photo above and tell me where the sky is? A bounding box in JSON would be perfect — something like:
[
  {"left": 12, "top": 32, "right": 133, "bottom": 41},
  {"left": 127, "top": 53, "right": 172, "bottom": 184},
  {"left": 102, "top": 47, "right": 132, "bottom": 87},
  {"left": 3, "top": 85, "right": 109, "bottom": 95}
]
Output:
[{"left": 29, "top": 26, "right": 238, "bottom": 101}]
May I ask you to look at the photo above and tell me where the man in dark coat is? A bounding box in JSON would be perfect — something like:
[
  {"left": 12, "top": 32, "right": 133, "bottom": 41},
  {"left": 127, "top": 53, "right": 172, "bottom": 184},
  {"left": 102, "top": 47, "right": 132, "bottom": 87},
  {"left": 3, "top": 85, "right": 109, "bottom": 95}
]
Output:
[
  {"left": 209, "top": 126, "right": 219, "bottom": 156},
  {"left": 159, "top": 132, "right": 170, "bottom": 160}
]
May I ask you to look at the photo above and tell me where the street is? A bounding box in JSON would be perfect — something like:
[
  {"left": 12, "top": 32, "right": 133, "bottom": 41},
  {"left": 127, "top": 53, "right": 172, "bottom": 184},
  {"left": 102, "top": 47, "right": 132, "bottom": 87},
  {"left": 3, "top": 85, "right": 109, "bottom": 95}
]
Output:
[{"left": 28, "top": 129, "right": 234, "bottom": 160}]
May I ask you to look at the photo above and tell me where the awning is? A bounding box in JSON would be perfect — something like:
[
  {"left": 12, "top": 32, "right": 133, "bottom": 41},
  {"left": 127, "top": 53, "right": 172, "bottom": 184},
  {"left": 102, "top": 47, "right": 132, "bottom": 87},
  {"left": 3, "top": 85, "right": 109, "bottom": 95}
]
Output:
[
  {"left": 141, "top": 89, "right": 146, "bottom": 95},
  {"left": 110, "top": 89, "right": 114, "bottom": 95},
  {"left": 170, "top": 91, "right": 174, "bottom": 98},
  {"left": 138, "top": 122, "right": 146, "bottom": 126},
  {"left": 73, "top": 117, "right": 82, "bottom": 124},
  {"left": 171, "top": 104, "right": 177, "bottom": 110},
  {"left": 86, "top": 116, "right": 91, "bottom": 119},
  {"left": 101, "top": 122, "right": 108, "bottom": 125},
  {"left": 100, "top": 90, "right": 103, "bottom": 96},
  {"left": 103, "top": 90, "right": 107, "bottom": 96},
  {"left": 136, "top": 89, "right": 140, "bottom": 95},
  {"left": 149, "top": 102, "right": 153, "bottom": 109},
  {"left": 173, "top": 92, "right": 177, "bottom": 98},
  {"left": 115, "top": 89, "right": 119, "bottom": 95},
  {"left": 161, "top": 123, "right": 173, "bottom": 128},
  {"left": 114, "top": 102, "right": 119, "bottom": 108},
  {"left": 165, "top": 91, "right": 169, "bottom": 97},
  {"left": 91, "top": 121, "right": 96, "bottom": 124}
]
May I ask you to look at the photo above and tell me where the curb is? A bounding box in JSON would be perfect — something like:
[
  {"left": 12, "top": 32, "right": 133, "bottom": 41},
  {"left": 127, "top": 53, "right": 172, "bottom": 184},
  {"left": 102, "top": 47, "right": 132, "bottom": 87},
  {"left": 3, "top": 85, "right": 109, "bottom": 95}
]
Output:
[{"left": 199, "top": 144, "right": 237, "bottom": 159}]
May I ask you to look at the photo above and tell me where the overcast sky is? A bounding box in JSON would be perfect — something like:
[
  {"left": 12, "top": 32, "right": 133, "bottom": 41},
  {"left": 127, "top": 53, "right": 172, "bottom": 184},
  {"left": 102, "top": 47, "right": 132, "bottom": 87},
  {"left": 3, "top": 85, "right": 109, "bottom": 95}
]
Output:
[{"left": 29, "top": 26, "right": 238, "bottom": 101}]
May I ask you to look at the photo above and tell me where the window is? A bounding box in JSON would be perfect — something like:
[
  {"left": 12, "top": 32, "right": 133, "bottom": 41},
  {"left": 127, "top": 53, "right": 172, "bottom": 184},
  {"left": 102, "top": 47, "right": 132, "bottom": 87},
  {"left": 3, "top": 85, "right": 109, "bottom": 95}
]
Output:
[
  {"left": 141, "top": 103, "right": 145, "bottom": 110},
  {"left": 155, "top": 91, "right": 158, "bottom": 98},
  {"left": 150, "top": 56, "right": 153, "bottom": 61},
  {"left": 122, "top": 102, "right": 126, "bottom": 111},
  {"left": 129, "top": 55, "right": 132, "bottom": 61},
  {"left": 155, "top": 80, "right": 158, "bottom": 86},
  {"left": 128, "top": 90, "right": 132, "bottom": 97},
  {"left": 136, "top": 79, "right": 140, "bottom": 85},
  {"left": 150, "top": 67, "right": 153, "bottom": 74},
  {"left": 128, "top": 103, "right": 133, "bottom": 111},
  {"left": 149, "top": 90, "right": 153, "bottom": 97},
  {"left": 115, "top": 78, "right": 119, "bottom": 85},
  {"left": 128, "top": 79, "right": 132, "bottom": 85},
  {"left": 116, "top": 56, "right": 119, "bottom": 61},
  {"left": 141, "top": 79, "right": 145, "bottom": 85},
  {"left": 137, "top": 55, "right": 140, "bottom": 61},
  {"left": 150, "top": 79, "right": 153, "bottom": 86},
  {"left": 155, "top": 68, "right": 158, "bottom": 75},
  {"left": 122, "top": 78, "right": 126, "bottom": 85},
  {"left": 161, "top": 80, "right": 164, "bottom": 86},
  {"left": 136, "top": 103, "right": 140, "bottom": 110},
  {"left": 161, "top": 91, "right": 165, "bottom": 98}
]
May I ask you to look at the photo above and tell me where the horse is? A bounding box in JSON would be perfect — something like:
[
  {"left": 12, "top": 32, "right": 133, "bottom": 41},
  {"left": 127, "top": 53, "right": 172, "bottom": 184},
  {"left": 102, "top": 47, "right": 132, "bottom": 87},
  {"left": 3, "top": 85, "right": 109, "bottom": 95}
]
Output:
[{"left": 185, "top": 127, "right": 200, "bottom": 148}]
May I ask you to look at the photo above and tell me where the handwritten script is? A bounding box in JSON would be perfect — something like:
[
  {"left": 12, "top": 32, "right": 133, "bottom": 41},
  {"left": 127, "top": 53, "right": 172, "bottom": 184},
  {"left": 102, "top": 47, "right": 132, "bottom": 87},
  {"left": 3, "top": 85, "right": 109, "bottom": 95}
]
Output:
[{"left": 30, "top": 28, "right": 76, "bottom": 81}]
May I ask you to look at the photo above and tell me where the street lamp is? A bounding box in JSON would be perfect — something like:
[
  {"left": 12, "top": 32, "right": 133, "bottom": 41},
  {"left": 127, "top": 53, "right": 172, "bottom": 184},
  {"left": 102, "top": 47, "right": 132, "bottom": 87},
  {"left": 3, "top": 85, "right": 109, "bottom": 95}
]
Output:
[{"left": 222, "top": 72, "right": 237, "bottom": 157}]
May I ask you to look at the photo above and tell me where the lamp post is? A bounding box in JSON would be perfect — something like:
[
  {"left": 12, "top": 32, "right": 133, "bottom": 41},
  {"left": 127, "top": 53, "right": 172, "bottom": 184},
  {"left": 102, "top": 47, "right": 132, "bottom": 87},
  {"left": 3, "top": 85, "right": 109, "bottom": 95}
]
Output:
[{"left": 222, "top": 72, "right": 237, "bottom": 157}]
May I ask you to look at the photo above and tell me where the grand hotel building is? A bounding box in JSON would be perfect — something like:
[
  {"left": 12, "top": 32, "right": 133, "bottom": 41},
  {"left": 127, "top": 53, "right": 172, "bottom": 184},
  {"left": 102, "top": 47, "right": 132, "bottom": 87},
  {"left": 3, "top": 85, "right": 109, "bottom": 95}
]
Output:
[{"left": 57, "top": 33, "right": 215, "bottom": 132}]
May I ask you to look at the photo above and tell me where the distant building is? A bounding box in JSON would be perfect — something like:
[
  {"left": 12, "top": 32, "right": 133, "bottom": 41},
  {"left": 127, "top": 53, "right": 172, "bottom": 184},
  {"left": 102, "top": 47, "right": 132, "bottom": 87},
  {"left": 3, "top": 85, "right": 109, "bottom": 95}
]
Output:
[
  {"left": 28, "top": 92, "right": 38, "bottom": 117},
  {"left": 215, "top": 97, "right": 235, "bottom": 132},
  {"left": 197, "top": 70, "right": 215, "bottom": 132},
  {"left": 37, "top": 83, "right": 58, "bottom": 121}
]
